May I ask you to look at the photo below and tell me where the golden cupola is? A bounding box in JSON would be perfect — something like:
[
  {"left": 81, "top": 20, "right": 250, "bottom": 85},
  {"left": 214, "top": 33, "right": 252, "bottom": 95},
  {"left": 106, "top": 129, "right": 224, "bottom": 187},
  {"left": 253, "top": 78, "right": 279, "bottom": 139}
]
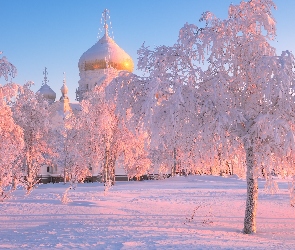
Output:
[{"left": 78, "top": 15, "right": 134, "bottom": 73}]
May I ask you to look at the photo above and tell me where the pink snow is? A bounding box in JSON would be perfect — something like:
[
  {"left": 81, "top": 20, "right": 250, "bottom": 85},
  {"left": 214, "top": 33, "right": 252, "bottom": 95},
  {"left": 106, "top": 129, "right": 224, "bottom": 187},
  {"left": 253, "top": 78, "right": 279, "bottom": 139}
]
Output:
[{"left": 0, "top": 175, "right": 294, "bottom": 249}]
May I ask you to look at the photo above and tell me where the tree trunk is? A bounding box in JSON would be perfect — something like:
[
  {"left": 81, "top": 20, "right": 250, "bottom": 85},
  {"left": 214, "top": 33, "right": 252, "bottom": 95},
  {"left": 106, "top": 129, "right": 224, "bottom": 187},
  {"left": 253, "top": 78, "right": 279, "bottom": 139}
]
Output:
[
  {"left": 102, "top": 148, "right": 115, "bottom": 186},
  {"left": 12, "top": 175, "right": 17, "bottom": 190},
  {"left": 103, "top": 148, "right": 115, "bottom": 185},
  {"left": 109, "top": 156, "right": 116, "bottom": 186},
  {"left": 64, "top": 168, "right": 67, "bottom": 184},
  {"left": 172, "top": 148, "right": 177, "bottom": 176},
  {"left": 243, "top": 144, "right": 258, "bottom": 234},
  {"left": 104, "top": 150, "right": 109, "bottom": 184}
]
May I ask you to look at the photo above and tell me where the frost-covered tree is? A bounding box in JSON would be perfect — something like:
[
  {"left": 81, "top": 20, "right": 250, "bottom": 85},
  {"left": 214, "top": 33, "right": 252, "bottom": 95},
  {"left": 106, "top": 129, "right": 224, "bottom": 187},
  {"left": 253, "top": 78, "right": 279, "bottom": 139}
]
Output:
[
  {"left": 13, "top": 82, "right": 52, "bottom": 193},
  {"left": 108, "top": 66, "right": 238, "bottom": 176},
  {"left": 50, "top": 112, "right": 90, "bottom": 186},
  {"left": 79, "top": 87, "right": 149, "bottom": 185},
  {"left": 116, "top": 126, "right": 150, "bottom": 179},
  {"left": 78, "top": 68, "right": 150, "bottom": 186},
  {"left": 0, "top": 51, "right": 17, "bottom": 81},
  {"left": 48, "top": 109, "right": 91, "bottom": 204},
  {"left": 109, "top": 0, "right": 295, "bottom": 234},
  {"left": 0, "top": 54, "right": 23, "bottom": 200}
]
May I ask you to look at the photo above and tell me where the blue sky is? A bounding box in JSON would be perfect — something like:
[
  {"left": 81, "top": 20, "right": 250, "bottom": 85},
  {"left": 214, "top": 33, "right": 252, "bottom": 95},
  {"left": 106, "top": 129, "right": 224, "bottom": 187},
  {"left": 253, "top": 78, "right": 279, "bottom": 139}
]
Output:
[{"left": 1, "top": 0, "right": 294, "bottom": 102}]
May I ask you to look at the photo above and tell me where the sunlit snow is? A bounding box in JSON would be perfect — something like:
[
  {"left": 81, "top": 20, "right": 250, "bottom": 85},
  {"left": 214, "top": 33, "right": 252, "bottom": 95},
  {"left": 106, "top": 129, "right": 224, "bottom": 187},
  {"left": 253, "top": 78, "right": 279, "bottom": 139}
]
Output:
[{"left": 0, "top": 175, "right": 294, "bottom": 249}]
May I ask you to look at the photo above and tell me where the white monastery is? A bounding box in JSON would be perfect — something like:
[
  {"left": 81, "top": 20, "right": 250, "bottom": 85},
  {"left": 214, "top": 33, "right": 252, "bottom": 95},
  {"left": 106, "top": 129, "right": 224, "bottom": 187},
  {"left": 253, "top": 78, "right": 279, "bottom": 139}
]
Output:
[{"left": 37, "top": 10, "right": 134, "bottom": 183}]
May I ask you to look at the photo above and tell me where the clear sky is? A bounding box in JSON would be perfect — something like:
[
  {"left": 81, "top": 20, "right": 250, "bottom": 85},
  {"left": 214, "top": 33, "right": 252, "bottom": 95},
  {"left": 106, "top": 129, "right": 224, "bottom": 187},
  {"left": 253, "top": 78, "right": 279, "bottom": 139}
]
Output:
[{"left": 1, "top": 0, "right": 294, "bottom": 102}]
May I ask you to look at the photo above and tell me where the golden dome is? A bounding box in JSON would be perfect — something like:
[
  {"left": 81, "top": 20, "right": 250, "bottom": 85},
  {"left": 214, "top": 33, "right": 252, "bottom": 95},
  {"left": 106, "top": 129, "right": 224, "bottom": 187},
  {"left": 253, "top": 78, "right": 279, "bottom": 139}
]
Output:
[{"left": 78, "top": 28, "right": 134, "bottom": 73}]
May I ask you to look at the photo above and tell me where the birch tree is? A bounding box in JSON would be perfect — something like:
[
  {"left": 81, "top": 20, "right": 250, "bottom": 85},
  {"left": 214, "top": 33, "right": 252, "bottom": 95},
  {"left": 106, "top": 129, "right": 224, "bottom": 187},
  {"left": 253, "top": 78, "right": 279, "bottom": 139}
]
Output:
[
  {"left": 109, "top": 0, "right": 295, "bottom": 234},
  {"left": 78, "top": 84, "right": 150, "bottom": 186},
  {"left": 0, "top": 53, "right": 23, "bottom": 200},
  {"left": 76, "top": 66, "right": 150, "bottom": 186},
  {"left": 0, "top": 51, "right": 17, "bottom": 81},
  {"left": 13, "top": 82, "right": 52, "bottom": 193},
  {"left": 49, "top": 112, "right": 90, "bottom": 186}
]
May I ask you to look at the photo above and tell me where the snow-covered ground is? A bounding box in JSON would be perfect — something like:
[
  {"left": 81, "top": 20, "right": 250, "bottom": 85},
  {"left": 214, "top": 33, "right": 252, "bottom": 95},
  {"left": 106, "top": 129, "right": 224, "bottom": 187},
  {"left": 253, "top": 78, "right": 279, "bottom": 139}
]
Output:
[{"left": 0, "top": 175, "right": 294, "bottom": 249}]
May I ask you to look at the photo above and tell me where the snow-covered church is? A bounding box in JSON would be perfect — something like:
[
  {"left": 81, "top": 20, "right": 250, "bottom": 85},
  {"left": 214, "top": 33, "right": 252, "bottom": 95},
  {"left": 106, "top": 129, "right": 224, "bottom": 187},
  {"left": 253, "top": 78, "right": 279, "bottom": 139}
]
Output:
[{"left": 37, "top": 10, "right": 134, "bottom": 183}]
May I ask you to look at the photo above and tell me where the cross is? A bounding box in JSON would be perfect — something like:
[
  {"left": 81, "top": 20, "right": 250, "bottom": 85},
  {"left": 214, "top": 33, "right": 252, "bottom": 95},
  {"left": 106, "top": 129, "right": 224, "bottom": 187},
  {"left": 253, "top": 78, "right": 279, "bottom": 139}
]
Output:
[
  {"left": 43, "top": 67, "right": 48, "bottom": 85},
  {"left": 63, "top": 72, "right": 66, "bottom": 85},
  {"left": 103, "top": 9, "right": 109, "bottom": 36}
]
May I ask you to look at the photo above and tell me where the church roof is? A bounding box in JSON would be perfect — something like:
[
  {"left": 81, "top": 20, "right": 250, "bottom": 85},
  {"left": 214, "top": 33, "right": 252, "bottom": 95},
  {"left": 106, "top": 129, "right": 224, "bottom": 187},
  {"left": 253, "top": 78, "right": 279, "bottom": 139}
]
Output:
[
  {"left": 37, "top": 83, "right": 56, "bottom": 102},
  {"left": 78, "top": 17, "right": 134, "bottom": 73}
]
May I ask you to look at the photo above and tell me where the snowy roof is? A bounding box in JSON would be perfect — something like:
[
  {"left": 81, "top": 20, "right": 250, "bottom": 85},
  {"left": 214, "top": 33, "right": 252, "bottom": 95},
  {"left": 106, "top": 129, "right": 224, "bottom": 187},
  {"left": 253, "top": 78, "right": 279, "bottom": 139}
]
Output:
[
  {"left": 78, "top": 33, "right": 134, "bottom": 73},
  {"left": 69, "top": 102, "right": 81, "bottom": 112},
  {"left": 37, "top": 83, "right": 56, "bottom": 102}
]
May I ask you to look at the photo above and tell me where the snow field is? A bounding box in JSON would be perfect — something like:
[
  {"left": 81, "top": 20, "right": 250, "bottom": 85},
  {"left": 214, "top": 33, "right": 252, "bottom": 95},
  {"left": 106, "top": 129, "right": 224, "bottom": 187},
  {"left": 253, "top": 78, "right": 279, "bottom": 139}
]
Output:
[{"left": 0, "top": 175, "right": 294, "bottom": 249}]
